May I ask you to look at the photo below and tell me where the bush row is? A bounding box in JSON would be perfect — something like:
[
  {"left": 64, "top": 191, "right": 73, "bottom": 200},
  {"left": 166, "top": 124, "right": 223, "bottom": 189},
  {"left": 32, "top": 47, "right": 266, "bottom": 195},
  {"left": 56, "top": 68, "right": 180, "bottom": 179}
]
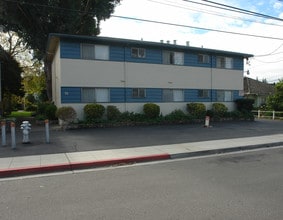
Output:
[{"left": 38, "top": 99, "right": 254, "bottom": 125}]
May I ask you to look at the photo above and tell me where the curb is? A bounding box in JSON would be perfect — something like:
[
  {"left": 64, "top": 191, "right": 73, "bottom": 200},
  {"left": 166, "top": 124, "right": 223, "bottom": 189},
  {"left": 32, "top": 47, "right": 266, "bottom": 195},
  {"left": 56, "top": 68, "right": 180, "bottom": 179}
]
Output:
[
  {"left": 1, "top": 142, "right": 282, "bottom": 178},
  {"left": 170, "top": 142, "right": 283, "bottom": 159},
  {"left": 0, "top": 154, "right": 170, "bottom": 178}
]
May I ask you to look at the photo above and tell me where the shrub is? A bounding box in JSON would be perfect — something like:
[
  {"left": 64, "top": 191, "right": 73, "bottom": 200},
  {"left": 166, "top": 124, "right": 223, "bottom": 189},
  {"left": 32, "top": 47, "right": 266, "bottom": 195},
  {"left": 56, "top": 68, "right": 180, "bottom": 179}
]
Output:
[
  {"left": 106, "top": 105, "right": 121, "bottom": 121},
  {"left": 187, "top": 103, "right": 206, "bottom": 118},
  {"left": 45, "top": 104, "right": 57, "bottom": 120},
  {"left": 37, "top": 102, "right": 57, "bottom": 120},
  {"left": 235, "top": 99, "right": 254, "bottom": 112},
  {"left": 56, "top": 106, "right": 77, "bottom": 122},
  {"left": 165, "top": 109, "right": 188, "bottom": 121},
  {"left": 143, "top": 103, "right": 160, "bottom": 119},
  {"left": 212, "top": 103, "right": 228, "bottom": 117},
  {"left": 84, "top": 103, "right": 105, "bottom": 121}
]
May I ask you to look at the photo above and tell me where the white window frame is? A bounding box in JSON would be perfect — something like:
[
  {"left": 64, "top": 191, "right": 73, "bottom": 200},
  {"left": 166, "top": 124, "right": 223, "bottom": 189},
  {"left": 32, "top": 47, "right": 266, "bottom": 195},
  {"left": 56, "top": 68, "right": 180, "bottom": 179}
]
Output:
[
  {"left": 131, "top": 48, "right": 146, "bottom": 58},
  {"left": 132, "top": 88, "right": 146, "bottom": 98}
]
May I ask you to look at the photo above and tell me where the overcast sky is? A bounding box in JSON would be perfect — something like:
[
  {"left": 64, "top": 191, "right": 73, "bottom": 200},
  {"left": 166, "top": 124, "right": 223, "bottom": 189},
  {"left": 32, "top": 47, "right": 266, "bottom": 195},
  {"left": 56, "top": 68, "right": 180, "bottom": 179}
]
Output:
[{"left": 100, "top": 0, "right": 283, "bottom": 83}]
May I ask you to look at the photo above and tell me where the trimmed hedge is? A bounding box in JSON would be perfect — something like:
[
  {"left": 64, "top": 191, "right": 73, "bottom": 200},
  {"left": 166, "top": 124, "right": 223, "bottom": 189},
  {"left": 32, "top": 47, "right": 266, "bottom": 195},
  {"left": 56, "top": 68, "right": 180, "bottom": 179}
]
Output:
[
  {"left": 187, "top": 103, "right": 206, "bottom": 118},
  {"left": 212, "top": 103, "right": 228, "bottom": 118},
  {"left": 84, "top": 103, "right": 105, "bottom": 121},
  {"left": 143, "top": 103, "right": 160, "bottom": 119},
  {"left": 106, "top": 105, "right": 121, "bottom": 121}
]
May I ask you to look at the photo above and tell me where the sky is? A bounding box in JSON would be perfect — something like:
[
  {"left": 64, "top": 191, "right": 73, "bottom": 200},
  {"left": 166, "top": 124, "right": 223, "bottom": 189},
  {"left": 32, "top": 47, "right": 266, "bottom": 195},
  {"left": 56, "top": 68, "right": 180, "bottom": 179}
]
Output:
[{"left": 100, "top": 0, "right": 283, "bottom": 83}]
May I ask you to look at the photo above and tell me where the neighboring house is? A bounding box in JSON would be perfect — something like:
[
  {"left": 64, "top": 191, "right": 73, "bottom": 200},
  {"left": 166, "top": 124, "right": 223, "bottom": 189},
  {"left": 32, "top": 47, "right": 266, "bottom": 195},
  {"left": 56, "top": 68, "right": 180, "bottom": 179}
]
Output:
[
  {"left": 243, "top": 77, "right": 275, "bottom": 107},
  {"left": 46, "top": 33, "right": 253, "bottom": 119}
]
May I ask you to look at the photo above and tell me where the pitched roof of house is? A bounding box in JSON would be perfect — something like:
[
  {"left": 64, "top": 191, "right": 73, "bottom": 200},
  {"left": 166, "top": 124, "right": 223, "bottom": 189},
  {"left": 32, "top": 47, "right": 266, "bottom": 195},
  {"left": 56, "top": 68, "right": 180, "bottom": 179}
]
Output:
[{"left": 244, "top": 77, "right": 275, "bottom": 96}]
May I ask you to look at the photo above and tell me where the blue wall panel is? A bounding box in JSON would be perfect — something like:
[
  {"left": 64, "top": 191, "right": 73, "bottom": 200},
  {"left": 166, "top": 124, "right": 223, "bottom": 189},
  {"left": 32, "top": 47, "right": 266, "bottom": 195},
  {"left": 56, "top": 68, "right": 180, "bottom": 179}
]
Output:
[
  {"left": 61, "top": 87, "right": 81, "bottom": 103},
  {"left": 233, "top": 57, "right": 244, "bottom": 70},
  {"left": 60, "top": 41, "right": 81, "bottom": 59},
  {"left": 110, "top": 46, "right": 125, "bottom": 62},
  {"left": 233, "top": 90, "right": 242, "bottom": 100},
  {"left": 110, "top": 88, "right": 125, "bottom": 102}
]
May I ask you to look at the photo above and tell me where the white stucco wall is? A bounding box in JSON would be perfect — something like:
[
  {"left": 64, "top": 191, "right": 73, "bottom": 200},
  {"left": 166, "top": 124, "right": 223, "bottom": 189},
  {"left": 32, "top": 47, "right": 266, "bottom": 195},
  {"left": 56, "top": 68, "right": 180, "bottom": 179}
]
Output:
[{"left": 60, "top": 59, "right": 243, "bottom": 90}]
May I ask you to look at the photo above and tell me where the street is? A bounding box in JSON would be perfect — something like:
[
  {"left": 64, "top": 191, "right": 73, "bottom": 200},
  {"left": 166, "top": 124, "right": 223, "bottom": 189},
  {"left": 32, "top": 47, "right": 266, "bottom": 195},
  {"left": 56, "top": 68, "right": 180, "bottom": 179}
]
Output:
[{"left": 1, "top": 147, "right": 283, "bottom": 220}]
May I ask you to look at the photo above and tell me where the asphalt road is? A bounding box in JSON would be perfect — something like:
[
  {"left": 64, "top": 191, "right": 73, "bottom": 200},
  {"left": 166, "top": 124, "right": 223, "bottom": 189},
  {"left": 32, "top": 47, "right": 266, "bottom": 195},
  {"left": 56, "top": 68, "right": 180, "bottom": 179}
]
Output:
[
  {"left": 1, "top": 147, "right": 283, "bottom": 220},
  {"left": 1, "top": 119, "right": 283, "bottom": 157}
]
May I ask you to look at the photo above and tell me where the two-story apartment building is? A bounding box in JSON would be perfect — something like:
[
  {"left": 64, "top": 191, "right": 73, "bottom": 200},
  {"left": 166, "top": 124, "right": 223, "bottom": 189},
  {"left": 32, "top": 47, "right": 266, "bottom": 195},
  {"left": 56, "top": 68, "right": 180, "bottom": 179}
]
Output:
[{"left": 46, "top": 33, "right": 253, "bottom": 119}]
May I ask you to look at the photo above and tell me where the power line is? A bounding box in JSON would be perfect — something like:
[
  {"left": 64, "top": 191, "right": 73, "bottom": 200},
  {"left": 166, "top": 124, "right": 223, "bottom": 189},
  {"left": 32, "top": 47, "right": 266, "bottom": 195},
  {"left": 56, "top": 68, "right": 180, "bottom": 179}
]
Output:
[
  {"left": 148, "top": 0, "right": 283, "bottom": 28},
  {"left": 198, "top": 0, "right": 283, "bottom": 22},
  {"left": 112, "top": 15, "right": 283, "bottom": 41}
]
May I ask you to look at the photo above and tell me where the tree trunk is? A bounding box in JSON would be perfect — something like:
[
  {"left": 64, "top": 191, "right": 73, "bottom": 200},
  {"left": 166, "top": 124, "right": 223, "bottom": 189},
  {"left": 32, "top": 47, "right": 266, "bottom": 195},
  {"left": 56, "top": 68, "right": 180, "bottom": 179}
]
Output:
[{"left": 44, "top": 60, "right": 52, "bottom": 101}]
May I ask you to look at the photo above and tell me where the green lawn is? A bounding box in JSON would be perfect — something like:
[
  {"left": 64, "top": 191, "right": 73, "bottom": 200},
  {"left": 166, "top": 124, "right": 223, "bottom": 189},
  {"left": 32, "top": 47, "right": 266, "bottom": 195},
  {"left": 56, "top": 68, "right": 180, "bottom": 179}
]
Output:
[{"left": 8, "top": 111, "right": 34, "bottom": 117}]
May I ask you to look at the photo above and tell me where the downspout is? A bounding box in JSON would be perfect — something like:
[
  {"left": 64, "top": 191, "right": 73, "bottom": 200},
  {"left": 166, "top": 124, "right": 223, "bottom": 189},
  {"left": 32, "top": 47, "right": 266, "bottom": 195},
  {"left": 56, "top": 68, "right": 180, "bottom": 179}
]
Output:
[
  {"left": 210, "top": 54, "right": 213, "bottom": 103},
  {"left": 123, "top": 45, "right": 127, "bottom": 112}
]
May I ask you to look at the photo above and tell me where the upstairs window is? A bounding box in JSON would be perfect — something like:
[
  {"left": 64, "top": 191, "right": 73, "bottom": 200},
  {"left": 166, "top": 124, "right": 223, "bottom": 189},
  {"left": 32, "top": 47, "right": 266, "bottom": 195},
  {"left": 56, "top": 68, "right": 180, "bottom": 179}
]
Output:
[
  {"left": 132, "top": 88, "right": 146, "bottom": 98},
  {"left": 198, "top": 54, "right": 210, "bottom": 64},
  {"left": 81, "top": 44, "right": 109, "bottom": 60},
  {"left": 216, "top": 56, "right": 233, "bottom": 69},
  {"left": 131, "top": 48, "right": 146, "bottom": 58},
  {"left": 163, "top": 51, "right": 184, "bottom": 65}
]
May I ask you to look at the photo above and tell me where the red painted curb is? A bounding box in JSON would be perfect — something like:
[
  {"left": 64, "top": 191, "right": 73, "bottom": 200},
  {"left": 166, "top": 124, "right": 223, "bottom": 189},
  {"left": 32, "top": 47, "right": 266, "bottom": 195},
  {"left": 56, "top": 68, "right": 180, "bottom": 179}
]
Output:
[{"left": 0, "top": 154, "right": 170, "bottom": 178}]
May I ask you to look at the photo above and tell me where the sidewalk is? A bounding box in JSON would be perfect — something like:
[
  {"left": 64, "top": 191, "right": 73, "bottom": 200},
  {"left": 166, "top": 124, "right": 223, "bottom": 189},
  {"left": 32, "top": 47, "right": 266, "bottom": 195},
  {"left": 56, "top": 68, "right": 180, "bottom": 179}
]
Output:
[{"left": 1, "top": 133, "right": 283, "bottom": 177}]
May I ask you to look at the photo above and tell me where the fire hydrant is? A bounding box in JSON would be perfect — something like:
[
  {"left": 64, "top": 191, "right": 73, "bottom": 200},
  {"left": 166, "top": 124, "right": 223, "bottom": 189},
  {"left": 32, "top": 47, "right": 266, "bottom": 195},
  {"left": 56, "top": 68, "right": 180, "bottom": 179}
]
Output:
[{"left": 21, "top": 121, "right": 31, "bottom": 144}]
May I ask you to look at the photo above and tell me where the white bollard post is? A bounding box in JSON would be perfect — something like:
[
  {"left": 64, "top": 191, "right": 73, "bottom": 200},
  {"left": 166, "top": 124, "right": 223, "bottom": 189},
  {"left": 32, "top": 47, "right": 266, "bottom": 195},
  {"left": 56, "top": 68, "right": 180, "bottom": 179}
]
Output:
[
  {"left": 45, "top": 119, "right": 50, "bottom": 144},
  {"left": 11, "top": 122, "right": 16, "bottom": 149},
  {"left": 273, "top": 111, "right": 275, "bottom": 120},
  {"left": 204, "top": 116, "right": 210, "bottom": 127},
  {"left": 1, "top": 121, "right": 6, "bottom": 146}
]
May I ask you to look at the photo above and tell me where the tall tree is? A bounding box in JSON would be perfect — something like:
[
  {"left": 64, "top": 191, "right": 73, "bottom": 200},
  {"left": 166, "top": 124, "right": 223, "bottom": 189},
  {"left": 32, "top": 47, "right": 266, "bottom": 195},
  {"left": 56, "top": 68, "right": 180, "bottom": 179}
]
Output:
[
  {"left": 0, "top": 0, "right": 121, "bottom": 100},
  {"left": 0, "top": 45, "right": 23, "bottom": 114}
]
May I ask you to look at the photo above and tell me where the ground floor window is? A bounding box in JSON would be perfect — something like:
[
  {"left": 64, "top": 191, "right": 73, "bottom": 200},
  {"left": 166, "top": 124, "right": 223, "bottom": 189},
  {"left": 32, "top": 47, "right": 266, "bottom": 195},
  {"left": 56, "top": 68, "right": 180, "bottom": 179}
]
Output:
[
  {"left": 198, "top": 89, "right": 210, "bottom": 98},
  {"left": 81, "top": 88, "right": 109, "bottom": 103},
  {"left": 163, "top": 89, "right": 184, "bottom": 102},
  {"left": 132, "top": 88, "right": 146, "bottom": 98},
  {"left": 216, "top": 90, "right": 233, "bottom": 102}
]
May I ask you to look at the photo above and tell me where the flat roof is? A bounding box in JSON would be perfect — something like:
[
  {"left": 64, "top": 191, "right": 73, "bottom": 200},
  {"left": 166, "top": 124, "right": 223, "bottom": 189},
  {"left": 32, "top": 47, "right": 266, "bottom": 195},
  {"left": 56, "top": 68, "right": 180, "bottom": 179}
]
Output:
[{"left": 46, "top": 33, "right": 253, "bottom": 62}]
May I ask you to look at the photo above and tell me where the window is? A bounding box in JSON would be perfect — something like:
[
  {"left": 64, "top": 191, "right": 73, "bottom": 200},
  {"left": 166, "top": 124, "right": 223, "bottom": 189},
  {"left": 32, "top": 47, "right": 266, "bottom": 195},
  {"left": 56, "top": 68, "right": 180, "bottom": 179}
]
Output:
[
  {"left": 216, "top": 56, "right": 233, "bottom": 69},
  {"left": 131, "top": 48, "right": 146, "bottom": 58},
  {"left": 95, "top": 45, "right": 109, "bottom": 60},
  {"left": 198, "top": 90, "right": 210, "bottom": 98},
  {"left": 216, "top": 90, "right": 233, "bottom": 102},
  {"left": 198, "top": 54, "right": 210, "bottom": 63},
  {"left": 163, "top": 89, "right": 184, "bottom": 102},
  {"left": 132, "top": 88, "right": 146, "bottom": 98},
  {"left": 81, "top": 44, "right": 109, "bottom": 60},
  {"left": 82, "top": 44, "right": 95, "bottom": 59},
  {"left": 163, "top": 51, "right": 184, "bottom": 65},
  {"left": 81, "top": 88, "right": 109, "bottom": 103}
]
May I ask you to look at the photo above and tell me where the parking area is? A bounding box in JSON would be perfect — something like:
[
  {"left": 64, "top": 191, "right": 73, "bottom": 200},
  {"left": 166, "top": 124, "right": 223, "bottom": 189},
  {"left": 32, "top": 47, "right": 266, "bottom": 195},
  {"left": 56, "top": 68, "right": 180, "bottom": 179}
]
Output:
[{"left": 1, "top": 119, "right": 283, "bottom": 158}]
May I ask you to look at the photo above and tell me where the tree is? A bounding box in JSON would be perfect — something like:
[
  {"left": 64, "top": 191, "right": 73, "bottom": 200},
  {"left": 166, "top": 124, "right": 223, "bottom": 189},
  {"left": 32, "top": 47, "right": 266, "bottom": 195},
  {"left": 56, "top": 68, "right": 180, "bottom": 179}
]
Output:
[
  {"left": 0, "top": 0, "right": 121, "bottom": 100},
  {"left": 267, "top": 80, "right": 283, "bottom": 111},
  {"left": 0, "top": 45, "right": 23, "bottom": 114}
]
